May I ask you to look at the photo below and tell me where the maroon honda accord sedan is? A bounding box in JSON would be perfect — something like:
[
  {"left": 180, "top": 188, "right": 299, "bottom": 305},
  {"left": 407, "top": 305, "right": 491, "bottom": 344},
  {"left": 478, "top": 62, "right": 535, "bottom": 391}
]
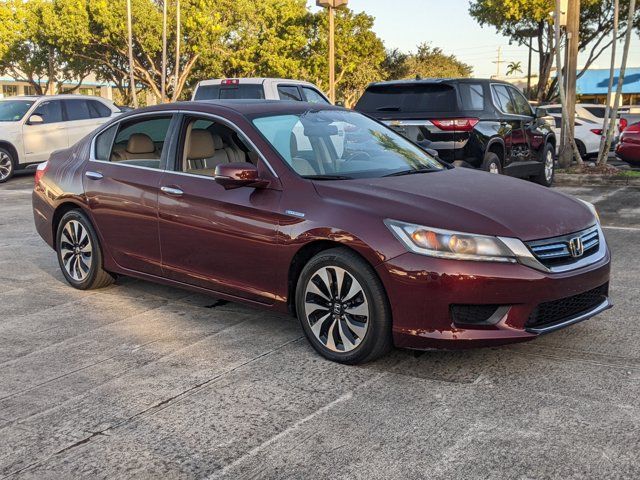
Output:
[{"left": 32, "top": 100, "right": 611, "bottom": 364}]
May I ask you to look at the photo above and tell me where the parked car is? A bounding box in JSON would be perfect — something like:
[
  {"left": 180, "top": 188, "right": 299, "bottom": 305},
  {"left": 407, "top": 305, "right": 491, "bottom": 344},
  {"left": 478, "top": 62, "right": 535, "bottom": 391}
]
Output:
[
  {"left": 354, "top": 79, "right": 557, "bottom": 186},
  {"left": 543, "top": 103, "right": 627, "bottom": 125},
  {"left": 619, "top": 107, "right": 640, "bottom": 134},
  {"left": 0, "top": 95, "right": 121, "bottom": 183},
  {"left": 616, "top": 121, "right": 640, "bottom": 165},
  {"left": 33, "top": 100, "right": 611, "bottom": 364},
  {"left": 192, "top": 78, "right": 331, "bottom": 104},
  {"left": 548, "top": 114, "right": 602, "bottom": 159}
]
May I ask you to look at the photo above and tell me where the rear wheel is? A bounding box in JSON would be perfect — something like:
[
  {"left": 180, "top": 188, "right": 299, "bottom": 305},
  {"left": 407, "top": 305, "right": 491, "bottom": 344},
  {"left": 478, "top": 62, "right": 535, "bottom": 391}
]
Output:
[
  {"left": 295, "top": 248, "right": 392, "bottom": 364},
  {"left": 481, "top": 152, "right": 502, "bottom": 174},
  {"left": 533, "top": 143, "right": 555, "bottom": 187},
  {"left": 0, "top": 148, "right": 15, "bottom": 183},
  {"left": 56, "top": 210, "right": 115, "bottom": 290}
]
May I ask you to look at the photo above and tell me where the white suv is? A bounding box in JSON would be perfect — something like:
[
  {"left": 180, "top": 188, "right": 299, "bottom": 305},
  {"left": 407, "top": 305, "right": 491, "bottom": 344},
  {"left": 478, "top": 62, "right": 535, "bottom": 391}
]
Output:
[
  {"left": 191, "top": 78, "right": 331, "bottom": 104},
  {"left": 0, "top": 95, "right": 121, "bottom": 182}
]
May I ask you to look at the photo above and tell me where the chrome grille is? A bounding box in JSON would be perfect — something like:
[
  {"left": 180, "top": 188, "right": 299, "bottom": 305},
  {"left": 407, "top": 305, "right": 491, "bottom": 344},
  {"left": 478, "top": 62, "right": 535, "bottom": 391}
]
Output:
[{"left": 526, "top": 225, "right": 600, "bottom": 268}]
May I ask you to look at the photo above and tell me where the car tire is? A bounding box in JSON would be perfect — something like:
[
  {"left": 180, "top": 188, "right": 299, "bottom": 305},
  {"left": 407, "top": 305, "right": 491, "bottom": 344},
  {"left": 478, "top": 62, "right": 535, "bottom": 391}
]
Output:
[
  {"left": 295, "top": 247, "right": 392, "bottom": 364},
  {"left": 481, "top": 152, "right": 502, "bottom": 174},
  {"left": 533, "top": 143, "right": 555, "bottom": 187},
  {"left": 56, "top": 210, "right": 115, "bottom": 290},
  {"left": 576, "top": 140, "right": 587, "bottom": 159},
  {"left": 0, "top": 148, "right": 15, "bottom": 184}
]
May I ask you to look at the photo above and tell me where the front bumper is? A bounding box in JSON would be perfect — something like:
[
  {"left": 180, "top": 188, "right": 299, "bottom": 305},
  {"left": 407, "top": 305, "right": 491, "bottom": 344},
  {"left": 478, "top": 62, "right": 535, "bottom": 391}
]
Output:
[{"left": 376, "top": 246, "right": 611, "bottom": 350}]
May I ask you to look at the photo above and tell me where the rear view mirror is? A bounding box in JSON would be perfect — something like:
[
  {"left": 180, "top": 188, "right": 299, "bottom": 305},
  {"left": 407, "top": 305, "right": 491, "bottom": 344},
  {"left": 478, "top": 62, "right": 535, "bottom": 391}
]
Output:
[
  {"left": 214, "top": 162, "right": 268, "bottom": 190},
  {"left": 28, "top": 114, "right": 44, "bottom": 125}
]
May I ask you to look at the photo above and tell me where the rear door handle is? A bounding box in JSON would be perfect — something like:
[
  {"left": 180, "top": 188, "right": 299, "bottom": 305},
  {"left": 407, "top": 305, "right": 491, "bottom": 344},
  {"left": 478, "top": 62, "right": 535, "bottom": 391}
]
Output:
[
  {"left": 85, "top": 171, "right": 103, "bottom": 180},
  {"left": 161, "top": 186, "right": 184, "bottom": 197}
]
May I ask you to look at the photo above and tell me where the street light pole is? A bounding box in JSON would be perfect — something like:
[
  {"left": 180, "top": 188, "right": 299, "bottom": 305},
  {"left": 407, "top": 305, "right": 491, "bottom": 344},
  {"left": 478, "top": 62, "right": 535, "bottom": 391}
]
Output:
[
  {"left": 126, "top": 0, "right": 138, "bottom": 108},
  {"left": 316, "top": 0, "right": 348, "bottom": 104}
]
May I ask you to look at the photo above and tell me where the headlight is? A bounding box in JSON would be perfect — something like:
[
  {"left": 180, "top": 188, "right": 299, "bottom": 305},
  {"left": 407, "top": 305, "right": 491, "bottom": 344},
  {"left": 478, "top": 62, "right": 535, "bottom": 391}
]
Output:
[
  {"left": 578, "top": 199, "right": 600, "bottom": 224},
  {"left": 384, "top": 219, "right": 518, "bottom": 263}
]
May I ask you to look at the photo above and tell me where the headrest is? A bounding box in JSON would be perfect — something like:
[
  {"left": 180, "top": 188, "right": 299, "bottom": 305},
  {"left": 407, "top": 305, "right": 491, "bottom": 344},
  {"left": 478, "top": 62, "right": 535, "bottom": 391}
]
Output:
[
  {"left": 126, "top": 133, "right": 155, "bottom": 154},
  {"left": 188, "top": 130, "right": 216, "bottom": 159},
  {"left": 211, "top": 133, "right": 224, "bottom": 150}
]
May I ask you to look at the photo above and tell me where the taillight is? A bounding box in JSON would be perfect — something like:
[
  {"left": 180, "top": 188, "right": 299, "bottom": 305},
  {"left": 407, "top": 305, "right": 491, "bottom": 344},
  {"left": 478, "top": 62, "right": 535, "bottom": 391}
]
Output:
[
  {"left": 221, "top": 79, "right": 239, "bottom": 86},
  {"left": 619, "top": 118, "right": 628, "bottom": 133},
  {"left": 431, "top": 118, "right": 479, "bottom": 132},
  {"left": 590, "top": 128, "right": 603, "bottom": 135},
  {"left": 34, "top": 161, "right": 48, "bottom": 186}
]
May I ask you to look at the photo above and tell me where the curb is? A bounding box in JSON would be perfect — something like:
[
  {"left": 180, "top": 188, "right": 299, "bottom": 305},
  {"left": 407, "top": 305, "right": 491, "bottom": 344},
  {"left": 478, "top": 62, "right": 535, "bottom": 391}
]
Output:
[{"left": 554, "top": 173, "right": 640, "bottom": 187}]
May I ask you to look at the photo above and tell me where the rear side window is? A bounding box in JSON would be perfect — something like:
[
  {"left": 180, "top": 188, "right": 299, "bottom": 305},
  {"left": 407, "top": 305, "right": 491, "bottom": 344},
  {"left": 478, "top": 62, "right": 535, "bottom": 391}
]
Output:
[
  {"left": 193, "top": 84, "right": 265, "bottom": 100},
  {"left": 107, "top": 116, "right": 173, "bottom": 168},
  {"left": 355, "top": 84, "right": 457, "bottom": 113},
  {"left": 458, "top": 83, "right": 484, "bottom": 111},
  {"left": 65, "top": 99, "right": 92, "bottom": 121},
  {"left": 491, "top": 85, "right": 516, "bottom": 115},
  {"left": 583, "top": 106, "right": 606, "bottom": 118},
  {"left": 88, "top": 100, "right": 112, "bottom": 118},
  {"left": 94, "top": 125, "right": 118, "bottom": 160},
  {"left": 32, "top": 100, "right": 63, "bottom": 124},
  {"left": 277, "top": 86, "right": 303, "bottom": 101}
]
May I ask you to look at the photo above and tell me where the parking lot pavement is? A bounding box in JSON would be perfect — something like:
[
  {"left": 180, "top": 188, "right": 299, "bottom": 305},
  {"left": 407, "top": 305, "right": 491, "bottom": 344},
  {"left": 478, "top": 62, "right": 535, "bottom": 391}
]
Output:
[{"left": 0, "top": 174, "right": 639, "bottom": 479}]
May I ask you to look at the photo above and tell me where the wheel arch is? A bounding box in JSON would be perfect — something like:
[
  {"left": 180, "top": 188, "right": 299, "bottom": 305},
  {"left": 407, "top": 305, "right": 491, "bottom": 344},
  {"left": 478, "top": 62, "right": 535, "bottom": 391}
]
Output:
[
  {"left": 51, "top": 201, "right": 90, "bottom": 249},
  {"left": 486, "top": 138, "right": 506, "bottom": 164},
  {"left": 0, "top": 141, "right": 19, "bottom": 164}
]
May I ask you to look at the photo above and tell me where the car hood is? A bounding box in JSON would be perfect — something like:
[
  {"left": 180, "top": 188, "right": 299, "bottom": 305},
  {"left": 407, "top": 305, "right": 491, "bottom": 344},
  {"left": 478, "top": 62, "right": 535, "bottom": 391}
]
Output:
[{"left": 313, "top": 167, "right": 596, "bottom": 242}]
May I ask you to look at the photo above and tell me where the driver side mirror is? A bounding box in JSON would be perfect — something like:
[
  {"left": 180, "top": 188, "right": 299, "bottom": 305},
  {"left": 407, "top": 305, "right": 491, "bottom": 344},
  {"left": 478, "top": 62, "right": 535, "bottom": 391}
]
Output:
[
  {"left": 214, "top": 162, "right": 268, "bottom": 190},
  {"left": 27, "top": 114, "right": 44, "bottom": 125}
]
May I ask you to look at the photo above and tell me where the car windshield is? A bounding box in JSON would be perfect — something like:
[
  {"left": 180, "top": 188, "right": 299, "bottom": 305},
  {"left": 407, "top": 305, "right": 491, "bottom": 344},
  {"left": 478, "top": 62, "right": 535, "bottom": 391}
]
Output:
[
  {"left": 252, "top": 110, "right": 445, "bottom": 179},
  {"left": 0, "top": 100, "right": 34, "bottom": 122}
]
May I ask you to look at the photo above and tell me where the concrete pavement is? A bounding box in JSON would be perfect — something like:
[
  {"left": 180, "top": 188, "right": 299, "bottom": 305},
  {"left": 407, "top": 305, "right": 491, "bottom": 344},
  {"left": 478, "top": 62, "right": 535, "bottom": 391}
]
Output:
[{"left": 1, "top": 174, "right": 639, "bottom": 479}]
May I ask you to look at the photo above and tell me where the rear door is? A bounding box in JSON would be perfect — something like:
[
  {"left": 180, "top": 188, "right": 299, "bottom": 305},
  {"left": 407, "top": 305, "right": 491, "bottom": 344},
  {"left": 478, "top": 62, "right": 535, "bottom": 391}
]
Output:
[
  {"left": 83, "top": 114, "right": 176, "bottom": 276},
  {"left": 22, "top": 99, "right": 68, "bottom": 163}
]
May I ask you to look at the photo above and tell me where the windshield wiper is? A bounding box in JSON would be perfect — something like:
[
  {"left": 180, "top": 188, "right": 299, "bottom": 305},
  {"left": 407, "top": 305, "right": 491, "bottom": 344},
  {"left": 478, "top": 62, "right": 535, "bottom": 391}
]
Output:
[
  {"left": 383, "top": 168, "right": 439, "bottom": 177},
  {"left": 302, "top": 174, "right": 354, "bottom": 180},
  {"left": 376, "top": 106, "right": 401, "bottom": 111}
]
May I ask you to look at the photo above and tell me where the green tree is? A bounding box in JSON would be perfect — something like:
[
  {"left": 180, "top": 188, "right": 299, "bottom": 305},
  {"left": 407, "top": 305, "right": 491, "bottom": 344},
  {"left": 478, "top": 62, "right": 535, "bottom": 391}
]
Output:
[
  {"left": 506, "top": 60, "right": 523, "bottom": 75},
  {"left": 385, "top": 43, "right": 472, "bottom": 80},
  {"left": 469, "top": 0, "right": 640, "bottom": 101}
]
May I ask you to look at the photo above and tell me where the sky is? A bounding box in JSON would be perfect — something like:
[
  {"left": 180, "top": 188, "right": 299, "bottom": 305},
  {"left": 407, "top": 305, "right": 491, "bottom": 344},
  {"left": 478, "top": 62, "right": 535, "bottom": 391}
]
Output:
[{"left": 307, "top": 0, "right": 639, "bottom": 78}]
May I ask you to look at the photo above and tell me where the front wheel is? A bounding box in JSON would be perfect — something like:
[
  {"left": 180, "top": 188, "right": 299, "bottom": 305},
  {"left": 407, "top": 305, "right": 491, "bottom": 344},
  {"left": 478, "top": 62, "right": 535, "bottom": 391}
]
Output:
[
  {"left": 533, "top": 143, "right": 555, "bottom": 187},
  {"left": 56, "top": 210, "right": 115, "bottom": 290},
  {"left": 0, "top": 148, "right": 15, "bottom": 183},
  {"left": 295, "top": 248, "right": 392, "bottom": 364}
]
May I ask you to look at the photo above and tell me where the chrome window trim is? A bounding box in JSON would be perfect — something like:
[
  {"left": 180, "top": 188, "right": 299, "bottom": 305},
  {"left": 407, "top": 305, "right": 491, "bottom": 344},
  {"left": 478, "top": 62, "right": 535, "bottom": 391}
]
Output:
[
  {"left": 87, "top": 158, "right": 164, "bottom": 173},
  {"left": 88, "top": 109, "right": 279, "bottom": 179}
]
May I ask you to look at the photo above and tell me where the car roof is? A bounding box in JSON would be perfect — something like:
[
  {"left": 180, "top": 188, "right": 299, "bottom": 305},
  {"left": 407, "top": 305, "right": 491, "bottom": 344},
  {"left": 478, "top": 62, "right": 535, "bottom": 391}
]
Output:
[
  {"left": 365, "top": 78, "right": 510, "bottom": 88},
  {"left": 195, "top": 78, "right": 317, "bottom": 87},
  {"left": 1, "top": 94, "right": 111, "bottom": 102},
  {"left": 132, "top": 99, "right": 343, "bottom": 117}
]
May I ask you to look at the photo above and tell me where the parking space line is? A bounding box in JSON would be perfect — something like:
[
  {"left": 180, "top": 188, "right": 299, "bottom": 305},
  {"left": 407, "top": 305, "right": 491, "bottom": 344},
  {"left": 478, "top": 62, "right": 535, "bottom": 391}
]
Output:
[{"left": 602, "top": 225, "right": 640, "bottom": 232}]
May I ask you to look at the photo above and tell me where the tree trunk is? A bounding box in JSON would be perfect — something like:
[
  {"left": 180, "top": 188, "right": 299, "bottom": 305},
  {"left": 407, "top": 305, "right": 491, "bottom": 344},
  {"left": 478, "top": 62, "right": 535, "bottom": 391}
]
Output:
[{"left": 597, "top": 0, "right": 619, "bottom": 165}]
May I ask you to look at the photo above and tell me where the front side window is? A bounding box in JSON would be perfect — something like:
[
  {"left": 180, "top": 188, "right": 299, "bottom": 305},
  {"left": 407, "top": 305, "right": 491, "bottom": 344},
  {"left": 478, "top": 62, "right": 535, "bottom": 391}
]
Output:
[
  {"left": 252, "top": 110, "right": 444, "bottom": 179},
  {"left": 508, "top": 87, "right": 533, "bottom": 116},
  {"left": 491, "top": 85, "right": 516, "bottom": 115},
  {"left": 65, "top": 99, "right": 92, "bottom": 121},
  {"left": 277, "top": 86, "right": 302, "bottom": 101},
  {"left": 32, "top": 100, "right": 63, "bottom": 124},
  {"left": 0, "top": 100, "right": 34, "bottom": 122},
  {"left": 302, "top": 87, "right": 329, "bottom": 104},
  {"left": 179, "top": 117, "right": 252, "bottom": 177},
  {"left": 105, "top": 116, "right": 172, "bottom": 168}
]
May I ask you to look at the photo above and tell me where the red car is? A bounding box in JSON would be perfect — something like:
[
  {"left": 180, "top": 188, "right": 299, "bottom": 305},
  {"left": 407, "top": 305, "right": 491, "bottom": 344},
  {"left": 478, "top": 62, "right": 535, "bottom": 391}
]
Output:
[
  {"left": 32, "top": 101, "right": 611, "bottom": 364},
  {"left": 616, "top": 121, "right": 640, "bottom": 165}
]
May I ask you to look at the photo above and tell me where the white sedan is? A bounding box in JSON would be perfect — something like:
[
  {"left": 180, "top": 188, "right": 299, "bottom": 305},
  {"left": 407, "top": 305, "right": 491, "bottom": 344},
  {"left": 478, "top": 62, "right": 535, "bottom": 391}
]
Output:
[
  {"left": 548, "top": 114, "right": 603, "bottom": 159},
  {"left": 0, "top": 95, "right": 121, "bottom": 182}
]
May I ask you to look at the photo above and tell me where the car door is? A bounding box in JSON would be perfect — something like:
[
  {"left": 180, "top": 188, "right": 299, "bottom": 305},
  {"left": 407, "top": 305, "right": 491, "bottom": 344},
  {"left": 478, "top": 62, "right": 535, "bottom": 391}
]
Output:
[
  {"left": 22, "top": 99, "right": 68, "bottom": 163},
  {"left": 507, "top": 86, "right": 542, "bottom": 160},
  {"left": 83, "top": 114, "right": 176, "bottom": 276},
  {"left": 64, "top": 98, "right": 111, "bottom": 145},
  {"left": 157, "top": 114, "right": 285, "bottom": 305},
  {"left": 490, "top": 84, "right": 529, "bottom": 168}
]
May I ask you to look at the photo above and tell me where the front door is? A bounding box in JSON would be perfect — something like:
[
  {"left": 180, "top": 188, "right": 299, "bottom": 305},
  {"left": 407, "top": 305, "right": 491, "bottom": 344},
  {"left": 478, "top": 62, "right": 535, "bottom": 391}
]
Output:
[
  {"left": 23, "top": 99, "right": 68, "bottom": 164},
  {"left": 83, "top": 114, "right": 175, "bottom": 276},
  {"left": 491, "top": 84, "right": 530, "bottom": 168},
  {"left": 158, "top": 115, "right": 284, "bottom": 305}
]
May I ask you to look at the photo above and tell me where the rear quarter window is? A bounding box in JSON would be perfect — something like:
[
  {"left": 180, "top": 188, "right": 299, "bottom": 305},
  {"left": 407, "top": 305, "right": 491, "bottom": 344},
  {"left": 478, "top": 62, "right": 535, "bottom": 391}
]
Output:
[
  {"left": 355, "top": 84, "right": 458, "bottom": 113},
  {"left": 458, "top": 83, "right": 485, "bottom": 111}
]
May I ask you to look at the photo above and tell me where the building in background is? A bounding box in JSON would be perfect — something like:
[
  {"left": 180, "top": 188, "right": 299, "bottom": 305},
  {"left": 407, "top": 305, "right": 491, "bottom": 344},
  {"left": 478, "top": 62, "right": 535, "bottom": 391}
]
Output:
[
  {"left": 0, "top": 72, "right": 113, "bottom": 99},
  {"left": 576, "top": 68, "right": 640, "bottom": 105}
]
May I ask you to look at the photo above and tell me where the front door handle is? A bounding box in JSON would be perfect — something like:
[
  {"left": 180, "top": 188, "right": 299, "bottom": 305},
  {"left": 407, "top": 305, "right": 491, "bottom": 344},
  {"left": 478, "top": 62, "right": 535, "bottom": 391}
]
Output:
[
  {"left": 161, "top": 186, "right": 184, "bottom": 197},
  {"left": 85, "top": 171, "right": 103, "bottom": 180}
]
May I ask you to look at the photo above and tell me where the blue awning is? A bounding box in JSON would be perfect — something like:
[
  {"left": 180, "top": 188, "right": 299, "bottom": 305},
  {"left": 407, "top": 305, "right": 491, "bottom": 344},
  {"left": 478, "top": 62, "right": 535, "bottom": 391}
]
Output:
[{"left": 576, "top": 68, "right": 640, "bottom": 95}]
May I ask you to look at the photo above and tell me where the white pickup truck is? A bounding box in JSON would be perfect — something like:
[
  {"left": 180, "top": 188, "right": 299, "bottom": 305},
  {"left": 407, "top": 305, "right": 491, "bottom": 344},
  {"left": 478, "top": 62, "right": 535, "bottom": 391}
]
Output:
[
  {"left": 191, "top": 78, "right": 331, "bottom": 104},
  {"left": 0, "top": 95, "right": 121, "bottom": 183}
]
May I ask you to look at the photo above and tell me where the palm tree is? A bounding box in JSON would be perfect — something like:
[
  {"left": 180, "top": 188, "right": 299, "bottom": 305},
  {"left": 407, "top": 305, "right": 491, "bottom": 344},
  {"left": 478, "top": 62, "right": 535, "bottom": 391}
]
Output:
[{"left": 506, "top": 61, "right": 523, "bottom": 76}]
